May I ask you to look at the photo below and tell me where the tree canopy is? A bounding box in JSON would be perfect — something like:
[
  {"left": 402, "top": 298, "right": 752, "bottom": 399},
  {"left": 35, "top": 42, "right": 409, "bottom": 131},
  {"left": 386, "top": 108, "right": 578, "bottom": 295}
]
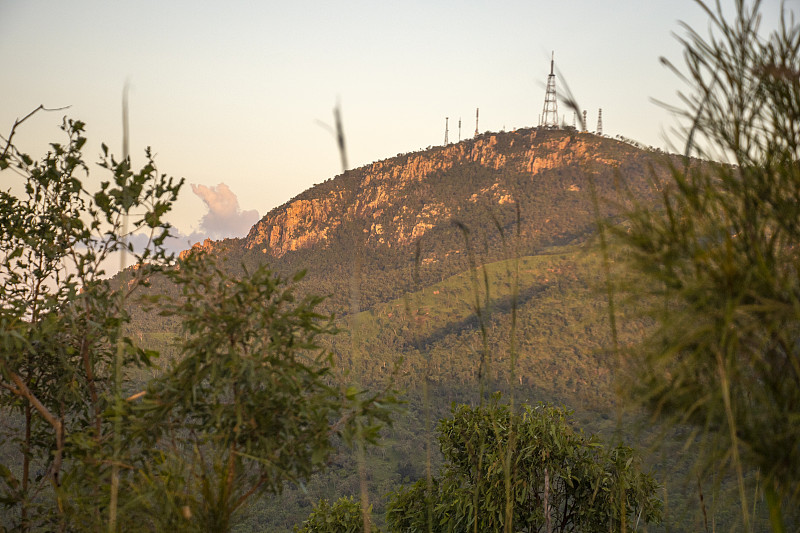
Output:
[
  {"left": 294, "top": 496, "right": 378, "bottom": 533},
  {"left": 386, "top": 399, "right": 661, "bottom": 532}
]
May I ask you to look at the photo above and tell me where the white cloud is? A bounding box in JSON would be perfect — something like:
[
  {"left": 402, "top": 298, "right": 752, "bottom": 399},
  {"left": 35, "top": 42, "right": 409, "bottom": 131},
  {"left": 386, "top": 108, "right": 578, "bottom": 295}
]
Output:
[
  {"left": 190, "top": 183, "right": 260, "bottom": 239},
  {"left": 122, "top": 182, "right": 260, "bottom": 265}
]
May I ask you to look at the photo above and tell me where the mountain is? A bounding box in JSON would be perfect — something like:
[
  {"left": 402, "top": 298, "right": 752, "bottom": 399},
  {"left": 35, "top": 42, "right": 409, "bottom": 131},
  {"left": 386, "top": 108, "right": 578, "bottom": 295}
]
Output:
[
  {"left": 137, "top": 125, "right": 686, "bottom": 411},
  {"left": 175, "top": 127, "right": 677, "bottom": 317}
]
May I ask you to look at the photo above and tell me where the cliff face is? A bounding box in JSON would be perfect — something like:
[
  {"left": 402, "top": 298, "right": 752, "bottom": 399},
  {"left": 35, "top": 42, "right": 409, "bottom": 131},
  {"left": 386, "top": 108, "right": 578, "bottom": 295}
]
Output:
[{"left": 242, "top": 128, "right": 644, "bottom": 258}]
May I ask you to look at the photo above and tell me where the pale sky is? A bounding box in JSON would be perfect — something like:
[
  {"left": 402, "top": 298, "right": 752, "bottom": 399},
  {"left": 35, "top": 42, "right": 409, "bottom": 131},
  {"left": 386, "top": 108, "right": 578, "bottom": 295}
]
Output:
[{"left": 0, "top": 1, "right": 789, "bottom": 254}]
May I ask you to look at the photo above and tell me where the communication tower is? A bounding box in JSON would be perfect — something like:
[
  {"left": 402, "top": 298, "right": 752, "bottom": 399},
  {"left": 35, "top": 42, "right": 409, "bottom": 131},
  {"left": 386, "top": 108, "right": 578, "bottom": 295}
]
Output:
[
  {"left": 597, "top": 108, "right": 603, "bottom": 136},
  {"left": 582, "top": 110, "right": 587, "bottom": 132},
  {"left": 475, "top": 108, "right": 479, "bottom": 137},
  {"left": 540, "top": 51, "right": 559, "bottom": 128},
  {"left": 458, "top": 118, "right": 462, "bottom": 142},
  {"left": 444, "top": 117, "right": 449, "bottom": 145}
]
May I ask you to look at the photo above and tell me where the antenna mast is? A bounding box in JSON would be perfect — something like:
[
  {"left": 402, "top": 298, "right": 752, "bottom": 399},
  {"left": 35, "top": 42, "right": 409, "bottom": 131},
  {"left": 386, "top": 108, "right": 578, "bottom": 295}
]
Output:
[
  {"left": 444, "top": 117, "right": 449, "bottom": 145},
  {"left": 540, "top": 51, "right": 559, "bottom": 128},
  {"left": 597, "top": 108, "right": 603, "bottom": 136},
  {"left": 474, "top": 108, "right": 479, "bottom": 137},
  {"left": 458, "top": 117, "right": 461, "bottom": 142},
  {"left": 582, "top": 110, "right": 587, "bottom": 132}
]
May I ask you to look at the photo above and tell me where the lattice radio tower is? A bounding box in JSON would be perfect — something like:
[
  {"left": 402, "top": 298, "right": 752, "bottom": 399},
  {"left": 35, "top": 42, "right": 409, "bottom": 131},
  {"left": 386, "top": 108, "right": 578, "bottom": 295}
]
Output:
[
  {"left": 444, "top": 117, "right": 449, "bottom": 145},
  {"left": 597, "top": 108, "right": 603, "bottom": 136},
  {"left": 540, "top": 51, "right": 559, "bottom": 128},
  {"left": 474, "top": 108, "right": 479, "bottom": 137}
]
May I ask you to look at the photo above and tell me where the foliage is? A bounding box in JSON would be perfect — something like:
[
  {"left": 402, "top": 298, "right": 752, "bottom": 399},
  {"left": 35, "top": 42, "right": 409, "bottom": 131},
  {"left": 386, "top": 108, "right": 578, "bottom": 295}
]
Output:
[
  {"left": 386, "top": 398, "right": 662, "bottom": 532},
  {"left": 294, "top": 496, "right": 379, "bottom": 533},
  {"left": 0, "top": 116, "right": 181, "bottom": 530},
  {"left": 614, "top": 0, "right": 800, "bottom": 529},
  {"left": 125, "top": 252, "right": 396, "bottom": 531},
  {"left": 0, "top": 116, "right": 396, "bottom": 532}
]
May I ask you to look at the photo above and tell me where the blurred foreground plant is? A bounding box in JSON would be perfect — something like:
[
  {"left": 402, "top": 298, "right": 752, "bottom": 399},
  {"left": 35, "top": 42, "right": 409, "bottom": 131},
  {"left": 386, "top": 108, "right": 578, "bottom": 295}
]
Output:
[
  {"left": 126, "top": 252, "right": 396, "bottom": 532},
  {"left": 614, "top": 1, "right": 800, "bottom": 529},
  {"left": 0, "top": 115, "right": 181, "bottom": 531}
]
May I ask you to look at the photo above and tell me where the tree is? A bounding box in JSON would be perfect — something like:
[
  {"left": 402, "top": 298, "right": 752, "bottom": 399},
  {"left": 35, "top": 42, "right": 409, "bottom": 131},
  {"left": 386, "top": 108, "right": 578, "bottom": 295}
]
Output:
[
  {"left": 294, "top": 496, "right": 380, "bottom": 533},
  {"left": 123, "top": 252, "right": 395, "bottom": 531},
  {"left": 386, "top": 399, "right": 661, "bottom": 532},
  {"left": 0, "top": 115, "right": 181, "bottom": 531},
  {"left": 614, "top": 1, "right": 800, "bottom": 529},
  {"left": 0, "top": 115, "right": 395, "bottom": 531}
]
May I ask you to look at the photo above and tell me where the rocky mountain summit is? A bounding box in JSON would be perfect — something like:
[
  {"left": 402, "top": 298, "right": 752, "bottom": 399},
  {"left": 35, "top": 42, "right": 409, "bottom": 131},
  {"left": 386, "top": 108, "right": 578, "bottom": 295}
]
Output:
[{"left": 241, "top": 128, "right": 663, "bottom": 259}]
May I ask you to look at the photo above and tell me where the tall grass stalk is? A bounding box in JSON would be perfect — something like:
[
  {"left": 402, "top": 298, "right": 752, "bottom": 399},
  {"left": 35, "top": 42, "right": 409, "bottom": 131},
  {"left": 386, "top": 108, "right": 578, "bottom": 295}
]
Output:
[
  {"left": 487, "top": 205, "right": 522, "bottom": 533},
  {"left": 411, "top": 241, "right": 435, "bottom": 533},
  {"left": 109, "top": 81, "right": 130, "bottom": 532},
  {"left": 453, "top": 218, "right": 499, "bottom": 533},
  {"left": 330, "top": 102, "right": 373, "bottom": 532},
  {"left": 452, "top": 202, "right": 524, "bottom": 533},
  {"left": 560, "top": 75, "right": 638, "bottom": 531}
]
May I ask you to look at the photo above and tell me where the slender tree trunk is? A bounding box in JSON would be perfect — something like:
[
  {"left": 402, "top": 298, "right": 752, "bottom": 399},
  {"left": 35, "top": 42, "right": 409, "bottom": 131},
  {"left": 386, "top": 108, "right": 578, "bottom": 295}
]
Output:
[
  {"left": 23, "top": 280, "right": 40, "bottom": 533},
  {"left": 21, "top": 402, "right": 31, "bottom": 532}
]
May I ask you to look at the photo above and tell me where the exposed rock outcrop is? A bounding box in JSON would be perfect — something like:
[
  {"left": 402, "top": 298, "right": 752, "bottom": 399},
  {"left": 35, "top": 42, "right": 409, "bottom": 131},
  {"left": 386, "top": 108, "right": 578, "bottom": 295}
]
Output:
[{"left": 241, "top": 128, "right": 641, "bottom": 258}]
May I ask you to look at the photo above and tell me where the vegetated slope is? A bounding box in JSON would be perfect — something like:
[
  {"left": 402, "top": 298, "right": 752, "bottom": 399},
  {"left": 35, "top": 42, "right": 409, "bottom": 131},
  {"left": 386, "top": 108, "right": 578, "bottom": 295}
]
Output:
[
  {"left": 235, "top": 243, "right": 752, "bottom": 533},
  {"left": 325, "top": 241, "right": 626, "bottom": 404},
  {"left": 128, "top": 128, "right": 744, "bottom": 531},
  {"left": 128, "top": 126, "right": 677, "bottom": 392},
  {"left": 235, "top": 243, "right": 629, "bottom": 532}
]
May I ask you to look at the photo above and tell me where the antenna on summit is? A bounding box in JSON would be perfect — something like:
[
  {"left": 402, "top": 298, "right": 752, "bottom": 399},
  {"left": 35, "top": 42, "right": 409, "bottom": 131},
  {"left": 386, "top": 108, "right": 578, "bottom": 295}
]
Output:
[
  {"left": 444, "top": 117, "right": 449, "bottom": 145},
  {"left": 597, "top": 108, "right": 603, "bottom": 136},
  {"left": 540, "top": 51, "right": 559, "bottom": 129},
  {"left": 474, "top": 108, "right": 479, "bottom": 137}
]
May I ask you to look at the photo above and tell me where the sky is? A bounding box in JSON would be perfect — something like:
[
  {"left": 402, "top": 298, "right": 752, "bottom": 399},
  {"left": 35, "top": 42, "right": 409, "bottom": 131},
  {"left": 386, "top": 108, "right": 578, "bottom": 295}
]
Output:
[{"left": 0, "top": 0, "right": 790, "bottom": 263}]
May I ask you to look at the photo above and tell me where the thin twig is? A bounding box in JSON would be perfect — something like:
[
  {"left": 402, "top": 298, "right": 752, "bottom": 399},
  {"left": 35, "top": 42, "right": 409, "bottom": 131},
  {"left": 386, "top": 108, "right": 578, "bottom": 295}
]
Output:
[{"left": 1, "top": 104, "right": 71, "bottom": 160}]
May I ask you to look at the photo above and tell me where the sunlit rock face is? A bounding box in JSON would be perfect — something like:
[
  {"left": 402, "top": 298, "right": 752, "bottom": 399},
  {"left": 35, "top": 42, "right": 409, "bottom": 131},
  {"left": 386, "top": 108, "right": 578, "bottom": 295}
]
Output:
[{"left": 241, "top": 128, "right": 646, "bottom": 259}]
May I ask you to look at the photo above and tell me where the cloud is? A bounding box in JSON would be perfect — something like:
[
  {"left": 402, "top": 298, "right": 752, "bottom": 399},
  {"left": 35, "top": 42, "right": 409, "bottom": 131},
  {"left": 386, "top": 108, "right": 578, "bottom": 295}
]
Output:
[
  {"left": 118, "top": 182, "right": 260, "bottom": 268},
  {"left": 190, "top": 183, "right": 260, "bottom": 239}
]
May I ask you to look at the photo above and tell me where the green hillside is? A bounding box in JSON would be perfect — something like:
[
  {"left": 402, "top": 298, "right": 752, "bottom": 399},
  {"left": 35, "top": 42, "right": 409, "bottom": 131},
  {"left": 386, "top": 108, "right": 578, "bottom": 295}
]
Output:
[
  {"left": 2, "top": 126, "right": 757, "bottom": 531},
  {"left": 224, "top": 240, "right": 762, "bottom": 532}
]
